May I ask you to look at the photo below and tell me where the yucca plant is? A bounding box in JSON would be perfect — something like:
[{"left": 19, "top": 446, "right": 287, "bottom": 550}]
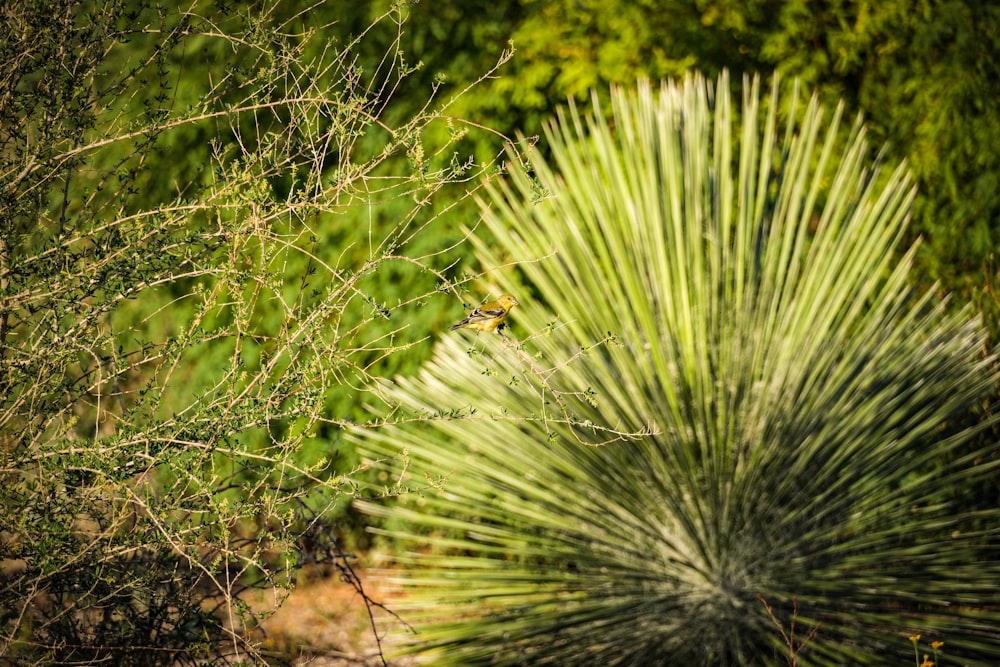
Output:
[{"left": 353, "top": 73, "right": 1000, "bottom": 665}]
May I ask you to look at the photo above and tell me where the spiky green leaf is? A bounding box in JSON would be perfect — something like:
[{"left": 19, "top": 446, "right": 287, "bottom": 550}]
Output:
[{"left": 354, "top": 73, "right": 1000, "bottom": 666}]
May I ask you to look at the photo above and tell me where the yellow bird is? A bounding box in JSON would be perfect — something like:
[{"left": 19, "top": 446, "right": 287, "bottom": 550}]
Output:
[{"left": 449, "top": 294, "right": 519, "bottom": 334}]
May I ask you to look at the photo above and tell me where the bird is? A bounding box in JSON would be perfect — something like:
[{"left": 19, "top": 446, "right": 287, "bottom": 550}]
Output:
[{"left": 449, "top": 294, "right": 519, "bottom": 334}]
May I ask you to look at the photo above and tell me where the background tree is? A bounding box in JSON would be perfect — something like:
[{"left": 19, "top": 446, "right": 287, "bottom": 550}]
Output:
[
  {"left": 356, "top": 74, "right": 1000, "bottom": 665},
  {"left": 381, "top": 0, "right": 999, "bottom": 330}
]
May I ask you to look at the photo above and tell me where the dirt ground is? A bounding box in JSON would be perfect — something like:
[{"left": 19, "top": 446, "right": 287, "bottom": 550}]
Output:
[{"left": 253, "top": 560, "right": 420, "bottom": 666}]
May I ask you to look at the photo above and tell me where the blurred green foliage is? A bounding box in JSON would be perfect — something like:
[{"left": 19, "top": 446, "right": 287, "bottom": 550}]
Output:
[{"left": 381, "top": 0, "right": 999, "bottom": 332}]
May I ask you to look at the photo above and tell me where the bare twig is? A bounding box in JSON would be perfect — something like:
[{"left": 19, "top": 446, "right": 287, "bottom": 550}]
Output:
[{"left": 758, "top": 595, "right": 821, "bottom": 667}]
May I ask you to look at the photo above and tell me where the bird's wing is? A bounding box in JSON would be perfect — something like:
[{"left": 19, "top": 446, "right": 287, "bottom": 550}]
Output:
[{"left": 466, "top": 305, "right": 505, "bottom": 322}]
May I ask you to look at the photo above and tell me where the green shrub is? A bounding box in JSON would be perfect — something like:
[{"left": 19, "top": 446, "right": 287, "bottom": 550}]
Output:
[
  {"left": 0, "top": 1, "right": 511, "bottom": 662},
  {"left": 355, "top": 74, "right": 1000, "bottom": 665}
]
